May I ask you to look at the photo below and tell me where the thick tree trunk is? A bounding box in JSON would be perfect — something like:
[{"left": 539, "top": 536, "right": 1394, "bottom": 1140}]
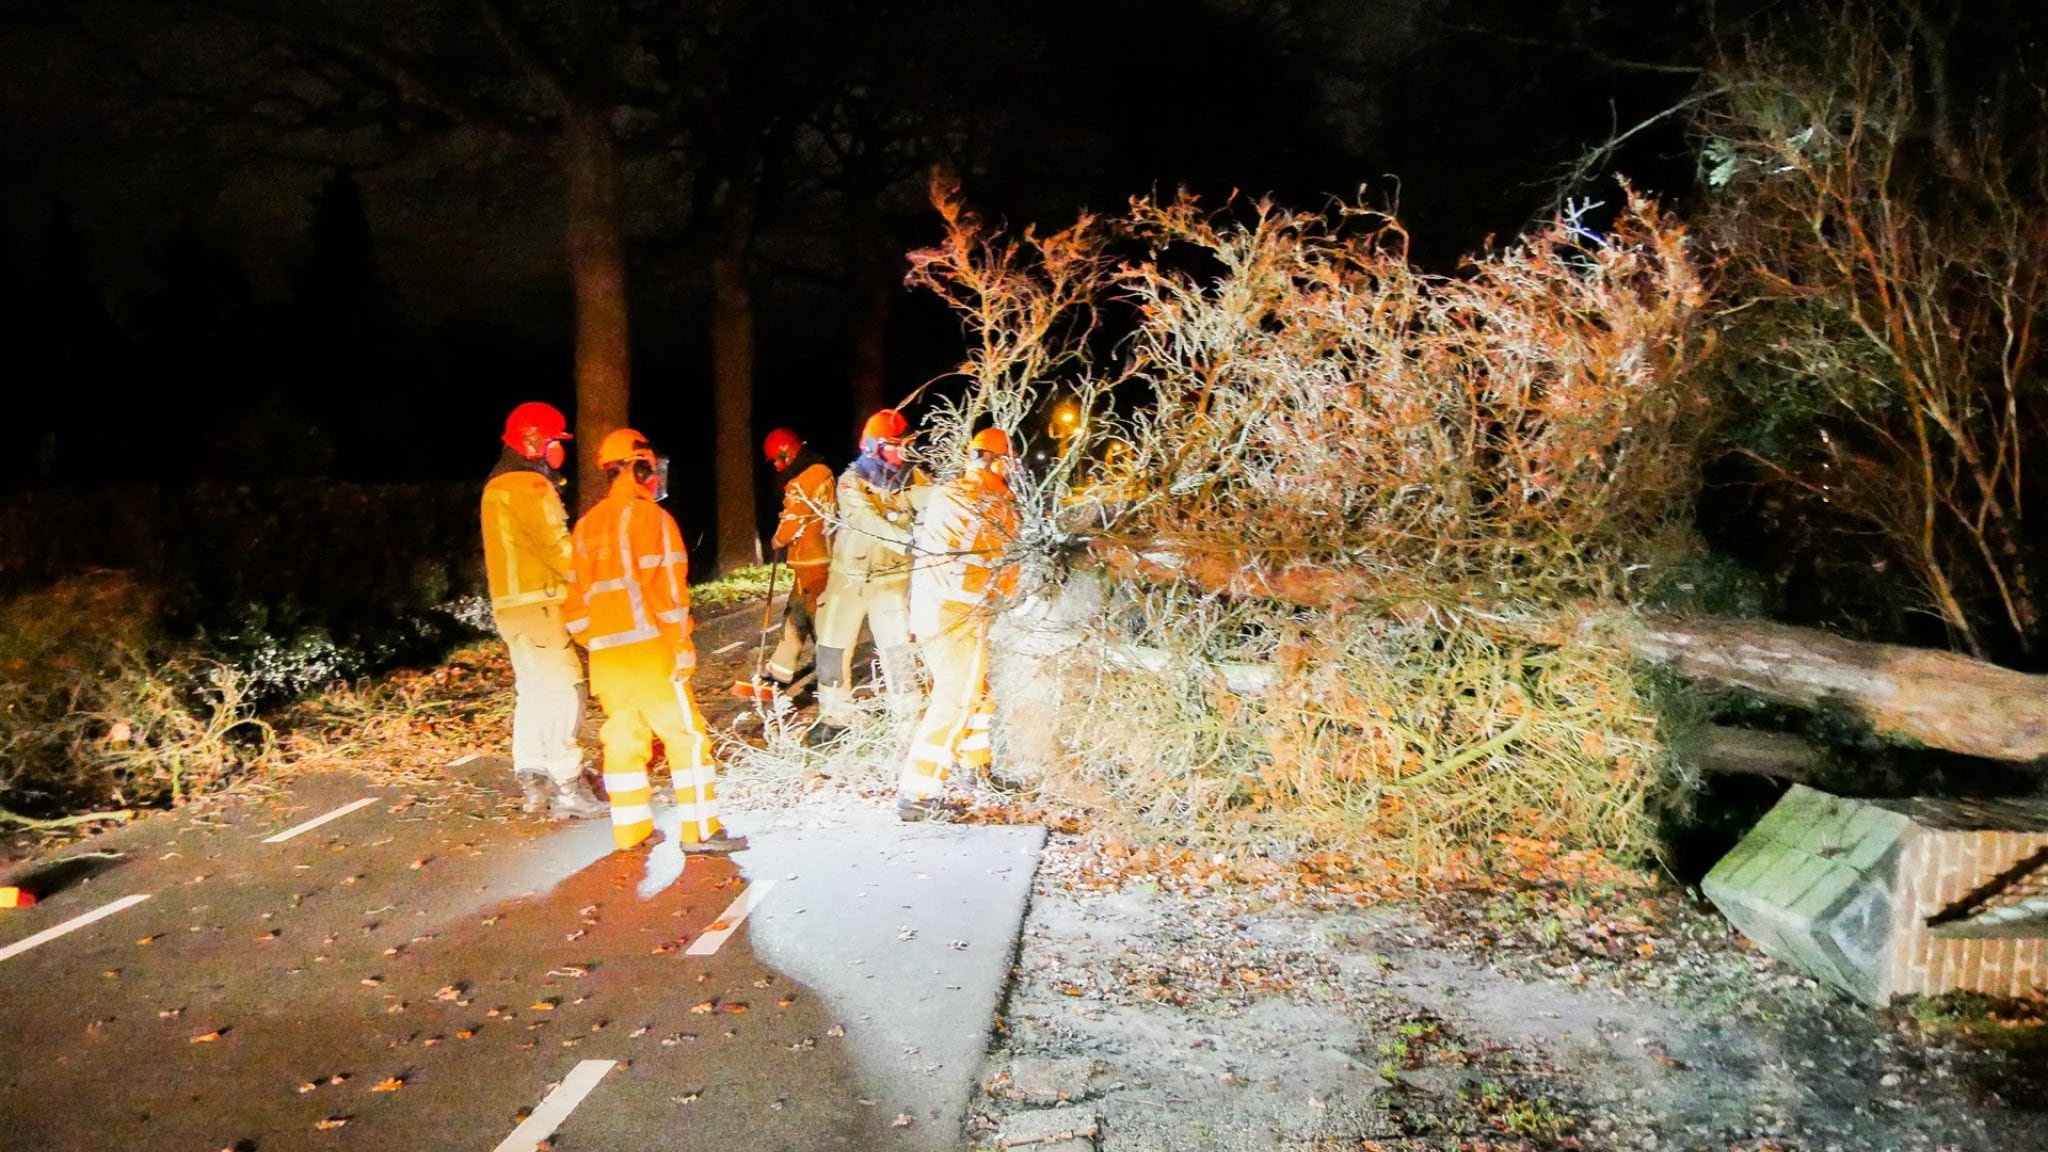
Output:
[
  {"left": 1632, "top": 617, "right": 2048, "bottom": 763},
  {"left": 564, "top": 103, "right": 630, "bottom": 515},
  {"left": 709, "top": 202, "right": 759, "bottom": 575},
  {"left": 1089, "top": 541, "right": 2048, "bottom": 765},
  {"left": 848, "top": 238, "right": 892, "bottom": 435}
]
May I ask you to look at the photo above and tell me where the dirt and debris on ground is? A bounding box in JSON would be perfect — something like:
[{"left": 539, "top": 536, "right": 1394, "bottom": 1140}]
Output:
[
  {"left": 972, "top": 837, "right": 2048, "bottom": 1152},
  {"left": 9, "top": 598, "right": 2046, "bottom": 1150}
]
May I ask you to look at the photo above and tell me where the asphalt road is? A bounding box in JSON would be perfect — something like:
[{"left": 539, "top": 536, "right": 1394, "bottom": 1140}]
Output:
[{"left": 0, "top": 758, "right": 1045, "bottom": 1152}]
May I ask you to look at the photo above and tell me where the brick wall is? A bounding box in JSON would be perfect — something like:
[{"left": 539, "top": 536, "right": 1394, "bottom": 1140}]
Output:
[{"left": 1887, "top": 829, "right": 2048, "bottom": 999}]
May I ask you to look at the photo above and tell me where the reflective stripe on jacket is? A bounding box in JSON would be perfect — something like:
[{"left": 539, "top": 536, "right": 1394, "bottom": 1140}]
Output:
[
  {"left": 563, "top": 478, "right": 693, "bottom": 656},
  {"left": 482, "top": 464, "right": 572, "bottom": 612},
  {"left": 828, "top": 464, "right": 928, "bottom": 587},
  {"left": 772, "top": 459, "right": 836, "bottom": 574},
  {"left": 909, "top": 469, "right": 1019, "bottom": 639}
]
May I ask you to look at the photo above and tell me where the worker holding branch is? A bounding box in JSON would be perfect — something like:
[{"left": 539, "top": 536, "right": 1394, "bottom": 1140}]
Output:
[
  {"left": 809, "top": 409, "right": 929, "bottom": 744},
  {"left": 762, "top": 428, "right": 836, "bottom": 689},
  {"left": 897, "top": 427, "right": 1021, "bottom": 820}
]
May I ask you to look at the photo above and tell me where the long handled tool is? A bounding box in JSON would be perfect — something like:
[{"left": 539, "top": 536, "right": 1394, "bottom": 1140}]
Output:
[{"left": 729, "top": 553, "right": 784, "bottom": 707}]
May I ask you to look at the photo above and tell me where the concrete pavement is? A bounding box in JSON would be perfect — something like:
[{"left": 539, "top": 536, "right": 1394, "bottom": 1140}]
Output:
[{"left": 0, "top": 759, "right": 1044, "bottom": 1151}]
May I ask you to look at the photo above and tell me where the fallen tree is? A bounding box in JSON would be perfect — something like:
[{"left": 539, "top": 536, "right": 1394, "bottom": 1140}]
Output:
[{"left": 1090, "top": 542, "right": 2048, "bottom": 766}]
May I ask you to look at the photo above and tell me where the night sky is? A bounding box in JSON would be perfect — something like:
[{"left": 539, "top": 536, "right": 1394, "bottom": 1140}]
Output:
[{"left": 0, "top": 0, "right": 1713, "bottom": 556}]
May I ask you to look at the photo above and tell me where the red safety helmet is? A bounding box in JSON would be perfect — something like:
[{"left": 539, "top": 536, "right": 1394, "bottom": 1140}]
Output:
[
  {"left": 861, "top": 409, "right": 908, "bottom": 442},
  {"left": 763, "top": 428, "right": 802, "bottom": 468},
  {"left": 503, "top": 401, "right": 572, "bottom": 459}
]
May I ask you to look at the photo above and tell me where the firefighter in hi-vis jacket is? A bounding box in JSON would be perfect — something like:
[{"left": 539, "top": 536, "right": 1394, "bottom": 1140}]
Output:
[
  {"left": 897, "top": 427, "right": 1020, "bottom": 820},
  {"left": 762, "top": 427, "right": 836, "bottom": 686},
  {"left": 564, "top": 428, "right": 745, "bottom": 854},
  {"left": 808, "top": 409, "right": 929, "bottom": 744},
  {"left": 481, "top": 401, "right": 605, "bottom": 820}
]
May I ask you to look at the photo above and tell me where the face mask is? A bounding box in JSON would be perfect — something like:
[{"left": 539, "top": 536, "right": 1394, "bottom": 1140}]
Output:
[
  {"left": 544, "top": 441, "right": 566, "bottom": 471},
  {"left": 878, "top": 440, "right": 906, "bottom": 468},
  {"left": 649, "top": 456, "right": 672, "bottom": 503}
]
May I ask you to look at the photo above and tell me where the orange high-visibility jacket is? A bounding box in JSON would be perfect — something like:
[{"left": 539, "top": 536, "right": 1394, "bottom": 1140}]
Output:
[
  {"left": 563, "top": 484, "right": 693, "bottom": 656},
  {"left": 482, "top": 465, "right": 572, "bottom": 612},
  {"left": 771, "top": 460, "right": 836, "bottom": 575},
  {"left": 909, "top": 469, "right": 1020, "bottom": 638}
]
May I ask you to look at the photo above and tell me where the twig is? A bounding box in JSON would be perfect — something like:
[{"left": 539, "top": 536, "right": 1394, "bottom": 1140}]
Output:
[{"left": 0, "top": 806, "right": 136, "bottom": 830}]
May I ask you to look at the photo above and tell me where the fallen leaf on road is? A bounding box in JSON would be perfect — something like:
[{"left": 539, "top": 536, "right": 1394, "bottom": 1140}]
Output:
[
  {"left": 893, "top": 1113, "right": 914, "bottom": 1128},
  {"left": 690, "top": 1001, "right": 715, "bottom": 1014},
  {"left": 136, "top": 935, "right": 160, "bottom": 946},
  {"left": 371, "top": 1077, "right": 404, "bottom": 1092},
  {"left": 630, "top": 1025, "right": 650, "bottom": 1038},
  {"left": 190, "top": 1030, "right": 225, "bottom": 1044},
  {"left": 158, "top": 1007, "right": 183, "bottom": 1019},
  {"left": 328, "top": 1074, "right": 350, "bottom": 1086},
  {"left": 706, "top": 920, "right": 731, "bottom": 932},
  {"left": 361, "top": 977, "right": 383, "bottom": 987},
  {"left": 564, "top": 929, "right": 585, "bottom": 942},
  {"left": 777, "top": 997, "right": 794, "bottom": 1008},
  {"left": 672, "top": 1093, "right": 699, "bottom": 1104},
  {"left": 296, "top": 1082, "right": 318, "bottom": 1094},
  {"left": 456, "top": 1030, "right": 476, "bottom": 1040},
  {"left": 548, "top": 966, "right": 588, "bottom": 978},
  {"left": 721, "top": 1003, "right": 749, "bottom": 1014},
  {"left": 256, "top": 930, "right": 279, "bottom": 941},
  {"left": 826, "top": 1024, "right": 846, "bottom": 1037},
  {"left": 434, "top": 985, "right": 464, "bottom": 1001},
  {"left": 898, "top": 927, "right": 917, "bottom": 941},
  {"left": 529, "top": 999, "right": 558, "bottom": 1011},
  {"left": 314, "top": 1117, "right": 350, "bottom": 1130},
  {"left": 948, "top": 939, "right": 969, "bottom": 950}
]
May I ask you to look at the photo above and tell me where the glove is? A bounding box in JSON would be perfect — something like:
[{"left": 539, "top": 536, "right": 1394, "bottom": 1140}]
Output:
[{"left": 671, "top": 647, "right": 697, "bottom": 681}]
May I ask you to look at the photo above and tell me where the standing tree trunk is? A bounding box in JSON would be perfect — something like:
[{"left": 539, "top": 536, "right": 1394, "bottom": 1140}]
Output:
[
  {"left": 564, "top": 103, "right": 631, "bottom": 514},
  {"left": 848, "top": 234, "right": 893, "bottom": 436},
  {"left": 709, "top": 191, "right": 759, "bottom": 574}
]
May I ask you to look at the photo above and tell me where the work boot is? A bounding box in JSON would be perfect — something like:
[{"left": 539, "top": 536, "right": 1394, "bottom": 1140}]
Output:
[
  {"left": 515, "top": 771, "right": 550, "bottom": 815},
  {"left": 681, "top": 829, "right": 749, "bottom": 854},
  {"left": 548, "top": 777, "right": 608, "bottom": 821},
  {"left": 896, "top": 796, "right": 933, "bottom": 823},
  {"left": 803, "top": 720, "right": 847, "bottom": 748}
]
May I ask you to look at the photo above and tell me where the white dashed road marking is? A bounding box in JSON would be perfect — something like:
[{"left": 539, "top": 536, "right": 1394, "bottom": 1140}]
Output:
[
  {"left": 261, "top": 797, "right": 378, "bottom": 844},
  {"left": 685, "top": 879, "right": 777, "bottom": 956},
  {"left": 490, "top": 1059, "right": 617, "bottom": 1152},
  {"left": 0, "top": 893, "right": 152, "bottom": 963}
]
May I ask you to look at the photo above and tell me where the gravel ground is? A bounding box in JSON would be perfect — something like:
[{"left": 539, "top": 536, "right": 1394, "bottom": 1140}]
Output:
[{"left": 972, "top": 838, "right": 2048, "bottom": 1152}]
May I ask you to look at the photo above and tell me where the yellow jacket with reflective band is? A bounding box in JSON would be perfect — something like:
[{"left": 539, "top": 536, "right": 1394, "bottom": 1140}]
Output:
[
  {"left": 771, "top": 460, "right": 836, "bottom": 573},
  {"left": 482, "top": 466, "right": 572, "bottom": 612},
  {"left": 909, "top": 468, "right": 1019, "bottom": 638},
  {"left": 563, "top": 478, "right": 694, "bottom": 658},
  {"left": 829, "top": 464, "right": 928, "bottom": 588}
]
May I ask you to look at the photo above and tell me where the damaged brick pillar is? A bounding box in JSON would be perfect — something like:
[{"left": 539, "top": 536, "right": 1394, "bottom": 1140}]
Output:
[{"left": 1703, "top": 785, "right": 2048, "bottom": 1005}]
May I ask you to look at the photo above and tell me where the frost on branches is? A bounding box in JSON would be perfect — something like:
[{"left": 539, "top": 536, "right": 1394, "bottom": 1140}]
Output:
[{"left": 909, "top": 178, "right": 1708, "bottom": 864}]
